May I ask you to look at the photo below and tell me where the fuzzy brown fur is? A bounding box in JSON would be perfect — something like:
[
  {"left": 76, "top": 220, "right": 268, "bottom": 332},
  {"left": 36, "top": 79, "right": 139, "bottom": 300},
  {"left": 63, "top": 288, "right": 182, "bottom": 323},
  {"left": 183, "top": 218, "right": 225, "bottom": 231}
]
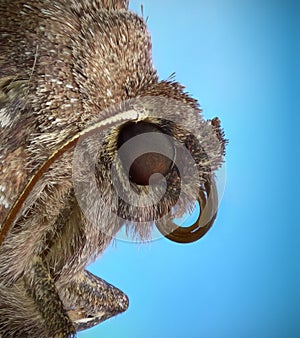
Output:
[{"left": 0, "top": 0, "right": 226, "bottom": 337}]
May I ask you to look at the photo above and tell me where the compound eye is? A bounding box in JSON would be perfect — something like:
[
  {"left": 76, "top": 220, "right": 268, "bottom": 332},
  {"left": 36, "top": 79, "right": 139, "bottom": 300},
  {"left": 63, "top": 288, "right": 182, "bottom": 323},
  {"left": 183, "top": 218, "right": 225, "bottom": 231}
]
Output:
[{"left": 117, "top": 121, "right": 175, "bottom": 186}]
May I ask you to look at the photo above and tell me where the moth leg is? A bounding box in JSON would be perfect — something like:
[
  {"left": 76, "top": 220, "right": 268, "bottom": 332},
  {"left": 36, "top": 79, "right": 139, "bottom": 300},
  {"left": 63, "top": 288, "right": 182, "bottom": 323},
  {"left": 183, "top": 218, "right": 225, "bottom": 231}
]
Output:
[
  {"left": 24, "top": 256, "right": 76, "bottom": 338},
  {"left": 59, "top": 270, "right": 129, "bottom": 332}
]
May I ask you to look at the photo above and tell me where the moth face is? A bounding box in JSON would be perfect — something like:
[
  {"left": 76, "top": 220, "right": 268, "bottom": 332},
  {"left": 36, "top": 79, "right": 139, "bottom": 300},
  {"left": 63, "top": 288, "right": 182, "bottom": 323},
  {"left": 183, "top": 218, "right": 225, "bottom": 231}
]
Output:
[{"left": 73, "top": 95, "right": 225, "bottom": 243}]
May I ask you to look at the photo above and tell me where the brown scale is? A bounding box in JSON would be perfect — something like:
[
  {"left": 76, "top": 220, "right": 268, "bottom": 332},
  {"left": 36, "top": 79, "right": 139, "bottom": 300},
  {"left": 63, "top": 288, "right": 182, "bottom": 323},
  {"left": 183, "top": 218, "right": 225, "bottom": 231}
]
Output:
[{"left": 0, "top": 1, "right": 226, "bottom": 337}]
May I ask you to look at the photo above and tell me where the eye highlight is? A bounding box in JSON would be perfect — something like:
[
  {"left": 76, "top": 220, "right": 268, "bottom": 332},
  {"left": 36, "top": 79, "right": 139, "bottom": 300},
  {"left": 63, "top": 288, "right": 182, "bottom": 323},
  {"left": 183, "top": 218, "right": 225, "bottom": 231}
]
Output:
[{"left": 117, "top": 121, "right": 175, "bottom": 185}]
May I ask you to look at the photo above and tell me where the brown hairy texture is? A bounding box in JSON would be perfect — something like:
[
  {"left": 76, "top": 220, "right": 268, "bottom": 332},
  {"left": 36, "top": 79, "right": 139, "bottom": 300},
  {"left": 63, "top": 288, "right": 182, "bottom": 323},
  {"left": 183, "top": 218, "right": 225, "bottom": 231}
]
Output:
[{"left": 0, "top": 0, "right": 226, "bottom": 337}]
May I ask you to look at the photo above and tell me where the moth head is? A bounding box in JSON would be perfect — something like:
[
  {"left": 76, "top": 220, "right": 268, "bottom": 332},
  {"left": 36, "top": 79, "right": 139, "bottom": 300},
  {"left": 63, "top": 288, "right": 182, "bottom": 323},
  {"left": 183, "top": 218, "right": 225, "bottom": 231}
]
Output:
[{"left": 72, "top": 94, "right": 226, "bottom": 243}]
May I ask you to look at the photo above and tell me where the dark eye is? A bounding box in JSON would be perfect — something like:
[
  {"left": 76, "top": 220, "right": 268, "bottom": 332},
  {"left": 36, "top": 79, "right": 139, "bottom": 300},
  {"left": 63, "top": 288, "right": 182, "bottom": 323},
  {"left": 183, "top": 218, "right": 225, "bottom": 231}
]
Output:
[{"left": 117, "top": 121, "right": 175, "bottom": 185}]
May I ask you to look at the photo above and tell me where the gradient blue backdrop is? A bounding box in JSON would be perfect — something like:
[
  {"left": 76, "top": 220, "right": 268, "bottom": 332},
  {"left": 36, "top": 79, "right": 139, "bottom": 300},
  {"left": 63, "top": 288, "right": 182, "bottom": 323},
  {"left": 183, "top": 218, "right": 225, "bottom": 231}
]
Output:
[{"left": 79, "top": 1, "right": 299, "bottom": 337}]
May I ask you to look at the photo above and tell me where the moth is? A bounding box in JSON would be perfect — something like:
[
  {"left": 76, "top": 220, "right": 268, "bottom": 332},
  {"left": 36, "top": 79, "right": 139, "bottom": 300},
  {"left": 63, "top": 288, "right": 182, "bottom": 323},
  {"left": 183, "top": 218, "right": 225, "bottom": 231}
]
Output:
[{"left": 0, "top": 0, "right": 226, "bottom": 337}]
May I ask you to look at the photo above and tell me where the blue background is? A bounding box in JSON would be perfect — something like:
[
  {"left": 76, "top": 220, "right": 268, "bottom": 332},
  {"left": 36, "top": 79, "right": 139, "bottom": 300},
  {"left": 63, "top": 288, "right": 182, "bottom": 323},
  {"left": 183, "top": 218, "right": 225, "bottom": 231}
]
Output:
[{"left": 79, "top": 1, "right": 299, "bottom": 337}]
